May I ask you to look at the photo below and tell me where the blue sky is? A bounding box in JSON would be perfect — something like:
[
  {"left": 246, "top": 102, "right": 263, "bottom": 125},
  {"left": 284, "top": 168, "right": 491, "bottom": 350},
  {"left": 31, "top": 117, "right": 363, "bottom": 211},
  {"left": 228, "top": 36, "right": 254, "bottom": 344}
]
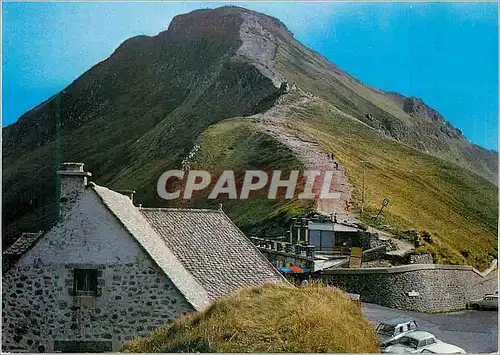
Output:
[{"left": 2, "top": 2, "right": 498, "bottom": 150}]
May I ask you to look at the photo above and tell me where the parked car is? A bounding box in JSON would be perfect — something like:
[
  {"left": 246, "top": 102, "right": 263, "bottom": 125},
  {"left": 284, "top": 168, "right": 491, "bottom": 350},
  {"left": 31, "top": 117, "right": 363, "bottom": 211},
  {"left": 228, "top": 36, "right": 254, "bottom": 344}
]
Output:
[
  {"left": 382, "top": 331, "right": 440, "bottom": 353},
  {"left": 420, "top": 343, "right": 466, "bottom": 354},
  {"left": 466, "top": 294, "right": 498, "bottom": 311},
  {"left": 376, "top": 317, "right": 418, "bottom": 348}
]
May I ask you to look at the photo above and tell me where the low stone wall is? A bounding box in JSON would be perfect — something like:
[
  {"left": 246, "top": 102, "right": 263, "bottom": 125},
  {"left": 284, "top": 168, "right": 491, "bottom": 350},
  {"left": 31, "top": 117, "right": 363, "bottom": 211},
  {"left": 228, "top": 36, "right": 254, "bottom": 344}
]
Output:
[
  {"left": 359, "top": 232, "right": 381, "bottom": 250},
  {"left": 316, "top": 264, "right": 497, "bottom": 312},
  {"left": 409, "top": 253, "right": 433, "bottom": 264},
  {"left": 384, "top": 252, "right": 433, "bottom": 265},
  {"left": 362, "top": 246, "right": 387, "bottom": 262}
]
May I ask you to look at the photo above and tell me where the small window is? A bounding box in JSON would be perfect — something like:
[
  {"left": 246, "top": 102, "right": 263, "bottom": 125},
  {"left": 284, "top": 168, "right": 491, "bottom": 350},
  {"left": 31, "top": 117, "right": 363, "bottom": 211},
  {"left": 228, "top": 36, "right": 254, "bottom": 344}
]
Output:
[
  {"left": 74, "top": 269, "right": 98, "bottom": 295},
  {"left": 409, "top": 321, "right": 418, "bottom": 330}
]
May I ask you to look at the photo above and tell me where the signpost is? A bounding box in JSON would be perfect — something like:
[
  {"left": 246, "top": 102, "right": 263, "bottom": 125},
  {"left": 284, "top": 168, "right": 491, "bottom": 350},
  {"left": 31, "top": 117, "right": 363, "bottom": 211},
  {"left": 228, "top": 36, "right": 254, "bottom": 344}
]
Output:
[{"left": 374, "top": 198, "right": 389, "bottom": 223}]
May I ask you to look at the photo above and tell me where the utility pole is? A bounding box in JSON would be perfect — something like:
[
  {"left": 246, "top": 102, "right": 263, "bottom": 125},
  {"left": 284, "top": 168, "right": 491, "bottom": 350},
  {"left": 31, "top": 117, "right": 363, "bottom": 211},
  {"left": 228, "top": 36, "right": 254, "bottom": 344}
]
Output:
[{"left": 360, "top": 160, "right": 367, "bottom": 215}]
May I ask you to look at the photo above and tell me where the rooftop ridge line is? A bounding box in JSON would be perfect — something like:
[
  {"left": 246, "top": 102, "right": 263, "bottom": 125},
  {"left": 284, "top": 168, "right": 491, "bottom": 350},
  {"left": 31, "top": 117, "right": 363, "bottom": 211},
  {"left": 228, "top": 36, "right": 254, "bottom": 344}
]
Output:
[{"left": 139, "top": 207, "right": 222, "bottom": 213}]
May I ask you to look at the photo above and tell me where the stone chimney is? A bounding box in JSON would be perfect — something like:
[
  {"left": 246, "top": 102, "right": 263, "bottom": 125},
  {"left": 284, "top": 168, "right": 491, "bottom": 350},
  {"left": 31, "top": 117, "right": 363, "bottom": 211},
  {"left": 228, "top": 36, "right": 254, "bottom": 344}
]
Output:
[{"left": 57, "top": 162, "right": 91, "bottom": 220}]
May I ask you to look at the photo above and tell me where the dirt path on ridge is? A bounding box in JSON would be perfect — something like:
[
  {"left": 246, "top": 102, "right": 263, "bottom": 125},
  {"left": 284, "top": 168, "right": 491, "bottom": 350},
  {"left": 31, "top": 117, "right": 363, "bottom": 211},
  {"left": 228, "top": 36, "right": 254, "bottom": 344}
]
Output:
[{"left": 251, "top": 93, "right": 357, "bottom": 223}]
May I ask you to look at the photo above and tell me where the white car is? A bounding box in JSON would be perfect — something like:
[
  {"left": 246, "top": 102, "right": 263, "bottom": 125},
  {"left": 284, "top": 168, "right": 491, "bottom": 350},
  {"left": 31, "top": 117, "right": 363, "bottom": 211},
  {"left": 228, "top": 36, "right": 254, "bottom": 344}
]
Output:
[
  {"left": 376, "top": 317, "right": 419, "bottom": 348},
  {"left": 383, "top": 331, "right": 465, "bottom": 354},
  {"left": 383, "top": 331, "right": 440, "bottom": 353},
  {"left": 421, "top": 343, "right": 466, "bottom": 354}
]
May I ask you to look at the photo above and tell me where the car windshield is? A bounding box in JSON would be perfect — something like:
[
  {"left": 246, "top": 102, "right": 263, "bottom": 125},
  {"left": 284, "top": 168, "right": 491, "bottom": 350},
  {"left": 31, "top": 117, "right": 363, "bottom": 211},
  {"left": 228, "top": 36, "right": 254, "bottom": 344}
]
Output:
[
  {"left": 397, "top": 336, "right": 419, "bottom": 349},
  {"left": 377, "top": 324, "right": 395, "bottom": 335}
]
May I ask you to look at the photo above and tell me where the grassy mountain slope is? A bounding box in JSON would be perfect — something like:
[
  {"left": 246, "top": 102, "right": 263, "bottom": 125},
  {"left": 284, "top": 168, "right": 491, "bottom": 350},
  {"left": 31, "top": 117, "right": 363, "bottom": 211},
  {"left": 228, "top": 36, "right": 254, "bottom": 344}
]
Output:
[
  {"left": 269, "top": 25, "right": 498, "bottom": 184},
  {"left": 183, "top": 89, "right": 497, "bottom": 268},
  {"left": 262, "top": 90, "right": 497, "bottom": 268},
  {"left": 2, "top": 6, "right": 497, "bottom": 268},
  {"left": 166, "top": 118, "right": 314, "bottom": 235}
]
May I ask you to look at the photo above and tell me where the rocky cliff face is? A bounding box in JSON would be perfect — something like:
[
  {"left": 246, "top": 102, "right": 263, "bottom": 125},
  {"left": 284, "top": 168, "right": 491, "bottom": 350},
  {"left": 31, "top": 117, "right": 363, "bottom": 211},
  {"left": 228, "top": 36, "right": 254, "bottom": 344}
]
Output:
[
  {"left": 403, "top": 96, "right": 445, "bottom": 122},
  {"left": 2, "top": 6, "right": 498, "bottom": 247}
]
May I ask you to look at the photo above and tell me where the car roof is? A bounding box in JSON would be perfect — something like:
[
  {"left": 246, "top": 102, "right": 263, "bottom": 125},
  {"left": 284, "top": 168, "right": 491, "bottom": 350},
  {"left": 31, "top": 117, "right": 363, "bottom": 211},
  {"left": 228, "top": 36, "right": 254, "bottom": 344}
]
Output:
[
  {"left": 401, "top": 331, "right": 434, "bottom": 340},
  {"left": 423, "top": 343, "right": 463, "bottom": 352},
  {"left": 380, "top": 317, "right": 414, "bottom": 326}
]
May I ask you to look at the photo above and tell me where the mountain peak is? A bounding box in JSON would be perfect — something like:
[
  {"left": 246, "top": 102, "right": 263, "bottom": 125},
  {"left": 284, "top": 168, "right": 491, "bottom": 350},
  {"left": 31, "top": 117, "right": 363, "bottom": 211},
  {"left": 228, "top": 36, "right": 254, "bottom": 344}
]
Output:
[
  {"left": 166, "top": 6, "right": 293, "bottom": 42},
  {"left": 2, "top": 6, "right": 497, "bottom": 263},
  {"left": 166, "top": 7, "right": 244, "bottom": 39}
]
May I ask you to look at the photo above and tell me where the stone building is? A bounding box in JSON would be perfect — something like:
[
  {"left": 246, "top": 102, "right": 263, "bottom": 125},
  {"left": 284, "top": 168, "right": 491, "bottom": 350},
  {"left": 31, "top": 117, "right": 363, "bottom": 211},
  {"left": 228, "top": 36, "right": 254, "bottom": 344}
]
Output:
[{"left": 2, "top": 163, "right": 285, "bottom": 353}]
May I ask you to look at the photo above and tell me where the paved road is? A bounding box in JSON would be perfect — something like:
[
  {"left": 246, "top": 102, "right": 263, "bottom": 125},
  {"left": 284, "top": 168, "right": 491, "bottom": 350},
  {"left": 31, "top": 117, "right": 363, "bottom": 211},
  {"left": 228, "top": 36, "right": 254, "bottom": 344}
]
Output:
[{"left": 362, "top": 303, "right": 498, "bottom": 353}]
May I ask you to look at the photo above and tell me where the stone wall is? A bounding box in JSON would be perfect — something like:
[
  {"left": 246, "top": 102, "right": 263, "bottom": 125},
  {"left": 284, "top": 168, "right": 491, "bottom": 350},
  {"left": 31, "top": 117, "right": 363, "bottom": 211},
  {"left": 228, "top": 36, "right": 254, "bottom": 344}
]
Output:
[
  {"left": 2, "top": 189, "right": 194, "bottom": 352},
  {"left": 2, "top": 261, "right": 193, "bottom": 352},
  {"left": 362, "top": 246, "right": 387, "bottom": 262},
  {"left": 408, "top": 253, "right": 433, "bottom": 264},
  {"left": 359, "top": 232, "right": 380, "bottom": 250},
  {"left": 471, "top": 270, "right": 498, "bottom": 299},
  {"left": 58, "top": 163, "right": 91, "bottom": 221},
  {"left": 316, "top": 264, "right": 498, "bottom": 312},
  {"left": 384, "top": 252, "right": 434, "bottom": 265}
]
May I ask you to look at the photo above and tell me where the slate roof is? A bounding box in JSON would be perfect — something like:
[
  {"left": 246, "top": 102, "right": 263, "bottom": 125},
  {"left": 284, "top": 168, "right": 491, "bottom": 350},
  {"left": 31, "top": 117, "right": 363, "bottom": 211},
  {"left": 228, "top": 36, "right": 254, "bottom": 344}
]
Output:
[
  {"left": 92, "top": 184, "right": 285, "bottom": 305},
  {"left": 140, "top": 208, "right": 286, "bottom": 300},
  {"left": 3, "top": 232, "right": 44, "bottom": 273},
  {"left": 92, "top": 184, "right": 211, "bottom": 311},
  {"left": 4, "top": 232, "right": 43, "bottom": 255},
  {"left": 5, "top": 182, "right": 286, "bottom": 307}
]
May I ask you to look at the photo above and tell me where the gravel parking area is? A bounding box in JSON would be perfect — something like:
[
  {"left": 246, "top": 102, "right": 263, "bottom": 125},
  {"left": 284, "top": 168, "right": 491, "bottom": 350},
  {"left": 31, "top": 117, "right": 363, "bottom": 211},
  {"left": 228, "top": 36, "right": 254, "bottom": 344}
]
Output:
[{"left": 362, "top": 303, "right": 498, "bottom": 353}]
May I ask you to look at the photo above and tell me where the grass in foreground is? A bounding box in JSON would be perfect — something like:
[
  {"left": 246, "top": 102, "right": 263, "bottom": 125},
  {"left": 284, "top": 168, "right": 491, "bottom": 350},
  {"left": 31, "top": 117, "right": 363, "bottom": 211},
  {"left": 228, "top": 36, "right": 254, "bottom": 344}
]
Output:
[{"left": 123, "top": 283, "right": 379, "bottom": 353}]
